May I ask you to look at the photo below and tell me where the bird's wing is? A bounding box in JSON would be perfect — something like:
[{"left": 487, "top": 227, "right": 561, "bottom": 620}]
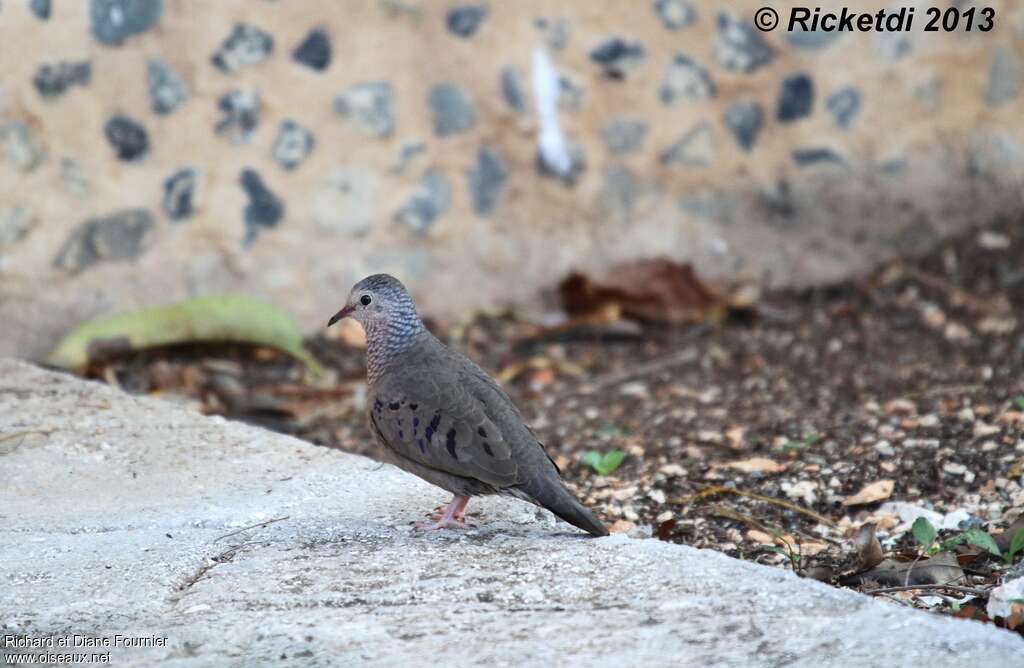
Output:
[{"left": 368, "top": 357, "right": 519, "bottom": 489}]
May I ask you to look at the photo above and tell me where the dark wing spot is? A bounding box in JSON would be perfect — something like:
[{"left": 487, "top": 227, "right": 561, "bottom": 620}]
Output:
[
  {"left": 477, "top": 426, "right": 487, "bottom": 438},
  {"left": 426, "top": 412, "right": 441, "bottom": 441},
  {"left": 445, "top": 428, "right": 458, "bottom": 460},
  {"left": 388, "top": 401, "right": 400, "bottom": 410},
  {"left": 413, "top": 417, "right": 420, "bottom": 427},
  {"left": 410, "top": 403, "right": 418, "bottom": 411},
  {"left": 417, "top": 438, "right": 426, "bottom": 453},
  {"left": 482, "top": 441, "right": 494, "bottom": 457}
]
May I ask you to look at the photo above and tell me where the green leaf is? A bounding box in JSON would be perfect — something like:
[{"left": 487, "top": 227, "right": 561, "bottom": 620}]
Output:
[
  {"left": 1007, "top": 527, "right": 1024, "bottom": 563},
  {"left": 48, "top": 295, "right": 323, "bottom": 375},
  {"left": 597, "top": 450, "right": 626, "bottom": 476},
  {"left": 962, "top": 529, "right": 1001, "bottom": 557},
  {"left": 581, "top": 451, "right": 603, "bottom": 472},
  {"left": 912, "top": 517, "right": 937, "bottom": 551},
  {"left": 581, "top": 450, "right": 625, "bottom": 476},
  {"left": 1014, "top": 396, "right": 1024, "bottom": 411}
]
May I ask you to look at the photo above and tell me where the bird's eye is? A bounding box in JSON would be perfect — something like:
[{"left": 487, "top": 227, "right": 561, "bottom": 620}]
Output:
[{"left": 360, "top": 295, "right": 372, "bottom": 306}]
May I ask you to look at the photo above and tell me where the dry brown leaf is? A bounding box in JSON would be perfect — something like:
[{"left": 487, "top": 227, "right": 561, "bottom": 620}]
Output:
[
  {"left": 717, "top": 457, "right": 785, "bottom": 474},
  {"left": 559, "top": 259, "right": 750, "bottom": 325},
  {"left": 725, "top": 426, "right": 746, "bottom": 449},
  {"left": 842, "top": 479, "right": 895, "bottom": 506},
  {"left": 800, "top": 542, "right": 828, "bottom": 557}
]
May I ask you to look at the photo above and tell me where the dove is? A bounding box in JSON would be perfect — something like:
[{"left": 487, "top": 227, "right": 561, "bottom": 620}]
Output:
[{"left": 328, "top": 274, "right": 608, "bottom": 536}]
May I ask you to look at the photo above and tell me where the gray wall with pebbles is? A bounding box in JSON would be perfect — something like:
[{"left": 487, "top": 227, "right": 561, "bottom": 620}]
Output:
[{"left": 0, "top": 0, "right": 1022, "bottom": 359}]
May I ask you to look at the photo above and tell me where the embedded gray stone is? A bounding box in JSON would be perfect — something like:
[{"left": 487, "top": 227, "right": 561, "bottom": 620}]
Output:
[
  {"left": 147, "top": 58, "right": 189, "bottom": 115},
  {"left": 967, "top": 132, "right": 1024, "bottom": 180},
  {"left": 913, "top": 76, "right": 943, "bottom": 112},
  {"left": 394, "top": 169, "right": 451, "bottom": 233},
  {"left": 603, "top": 118, "right": 648, "bottom": 155},
  {"left": 240, "top": 169, "right": 284, "bottom": 245},
  {"left": 33, "top": 60, "right": 91, "bottom": 99},
  {"left": 500, "top": 66, "right": 526, "bottom": 113},
  {"left": 390, "top": 140, "right": 426, "bottom": 175},
  {"left": 216, "top": 90, "right": 260, "bottom": 144},
  {"left": 89, "top": 0, "right": 162, "bottom": 45},
  {"left": 163, "top": 168, "right": 197, "bottom": 222},
  {"left": 0, "top": 205, "right": 36, "bottom": 246},
  {"left": 60, "top": 158, "right": 90, "bottom": 198},
  {"left": 312, "top": 167, "right": 378, "bottom": 237},
  {"left": 757, "top": 180, "right": 798, "bottom": 225},
  {"left": 722, "top": 101, "right": 763, "bottom": 151},
  {"left": 468, "top": 148, "right": 507, "bottom": 216},
  {"left": 558, "top": 76, "right": 586, "bottom": 111},
  {"left": 715, "top": 12, "right": 772, "bottom": 73},
  {"left": 659, "top": 53, "right": 714, "bottom": 105},
  {"left": 827, "top": 87, "right": 861, "bottom": 129},
  {"left": 104, "top": 115, "right": 149, "bottom": 161},
  {"left": 786, "top": 29, "right": 841, "bottom": 50},
  {"left": 1, "top": 122, "right": 46, "bottom": 172},
  {"left": 660, "top": 122, "right": 714, "bottom": 167},
  {"left": 777, "top": 74, "right": 814, "bottom": 123},
  {"left": 876, "top": 32, "right": 912, "bottom": 63},
  {"left": 272, "top": 120, "right": 315, "bottom": 171},
  {"left": 986, "top": 46, "right": 1021, "bottom": 106},
  {"left": 428, "top": 84, "right": 477, "bottom": 136},
  {"left": 29, "top": 0, "right": 50, "bottom": 20},
  {"left": 534, "top": 16, "right": 570, "bottom": 51},
  {"left": 292, "top": 28, "right": 331, "bottom": 71},
  {"left": 446, "top": 5, "right": 488, "bottom": 38},
  {"left": 793, "top": 147, "right": 846, "bottom": 167},
  {"left": 679, "top": 188, "right": 736, "bottom": 225},
  {"left": 333, "top": 81, "right": 394, "bottom": 138},
  {"left": 53, "top": 209, "right": 155, "bottom": 273},
  {"left": 212, "top": 24, "right": 274, "bottom": 73},
  {"left": 598, "top": 165, "right": 637, "bottom": 224},
  {"left": 589, "top": 37, "right": 646, "bottom": 79},
  {"left": 653, "top": 0, "right": 696, "bottom": 30}
]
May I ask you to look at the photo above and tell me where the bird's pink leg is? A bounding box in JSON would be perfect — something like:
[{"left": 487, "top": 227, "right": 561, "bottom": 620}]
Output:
[{"left": 416, "top": 495, "right": 471, "bottom": 531}]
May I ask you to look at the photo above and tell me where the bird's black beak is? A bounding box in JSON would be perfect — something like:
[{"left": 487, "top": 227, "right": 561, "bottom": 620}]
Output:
[{"left": 327, "top": 305, "right": 354, "bottom": 327}]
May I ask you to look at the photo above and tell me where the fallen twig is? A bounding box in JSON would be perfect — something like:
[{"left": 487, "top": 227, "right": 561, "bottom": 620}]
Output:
[
  {"left": 864, "top": 584, "right": 989, "bottom": 597},
  {"left": 214, "top": 515, "right": 289, "bottom": 542},
  {"left": 674, "top": 486, "right": 836, "bottom": 527}
]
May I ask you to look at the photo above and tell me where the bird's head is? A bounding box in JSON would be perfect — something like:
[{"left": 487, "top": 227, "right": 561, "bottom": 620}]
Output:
[{"left": 327, "top": 273, "right": 419, "bottom": 332}]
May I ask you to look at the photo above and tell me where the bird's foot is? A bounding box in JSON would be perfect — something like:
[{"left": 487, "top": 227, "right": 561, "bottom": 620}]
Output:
[
  {"left": 414, "top": 517, "right": 471, "bottom": 531},
  {"left": 429, "top": 508, "right": 471, "bottom": 522},
  {"left": 417, "top": 494, "right": 472, "bottom": 531}
]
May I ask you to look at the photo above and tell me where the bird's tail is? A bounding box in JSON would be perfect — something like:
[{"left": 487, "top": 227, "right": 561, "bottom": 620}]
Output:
[{"left": 516, "top": 475, "right": 609, "bottom": 537}]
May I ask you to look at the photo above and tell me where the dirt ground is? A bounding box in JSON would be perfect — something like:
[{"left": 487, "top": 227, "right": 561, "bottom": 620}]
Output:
[{"left": 84, "top": 215, "right": 1024, "bottom": 631}]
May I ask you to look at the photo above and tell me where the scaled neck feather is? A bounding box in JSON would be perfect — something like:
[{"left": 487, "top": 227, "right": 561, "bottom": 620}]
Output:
[{"left": 364, "top": 308, "right": 427, "bottom": 384}]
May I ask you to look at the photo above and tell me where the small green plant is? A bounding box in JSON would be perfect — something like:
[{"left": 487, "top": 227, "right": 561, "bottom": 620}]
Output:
[
  {"left": 912, "top": 517, "right": 937, "bottom": 553},
  {"left": 581, "top": 450, "right": 626, "bottom": 476},
  {"left": 1014, "top": 395, "right": 1024, "bottom": 411},
  {"left": 912, "top": 517, "right": 1019, "bottom": 562},
  {"left": 1006, "top": 527, "right": 1024, "bottom": 566},
  {"left": 781, "top": 433, "right": 821, "bottom": 453},
  {"left": 941, "top": 528, "right": 1001, "bottom": 557}
]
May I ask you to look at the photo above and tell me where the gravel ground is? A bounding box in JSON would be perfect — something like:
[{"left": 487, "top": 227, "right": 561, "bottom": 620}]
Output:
[{"left": 85, "top": 216, "right": 1024, "bottom": 632}]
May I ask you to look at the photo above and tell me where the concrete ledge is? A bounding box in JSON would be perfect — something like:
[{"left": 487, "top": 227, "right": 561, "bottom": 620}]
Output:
[{"left": 1, "top": 359, "right": 1020, "bottom": 666}]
